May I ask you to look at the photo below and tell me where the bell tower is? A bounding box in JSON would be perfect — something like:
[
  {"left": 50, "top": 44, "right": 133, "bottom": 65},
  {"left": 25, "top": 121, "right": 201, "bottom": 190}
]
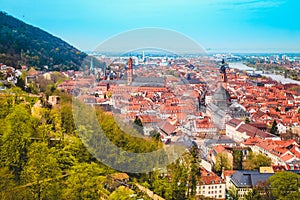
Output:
[
  {"left": 220, "top": 59, "right": 228, "bottom": 88},
  {"left": 127, "top": 58, "right": 133, "bottom": 85}
]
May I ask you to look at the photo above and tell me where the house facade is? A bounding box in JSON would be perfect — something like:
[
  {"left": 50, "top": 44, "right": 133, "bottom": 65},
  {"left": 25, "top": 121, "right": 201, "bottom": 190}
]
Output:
[{"left": 196, "top": 168, "right": 226, "bottom": 199}]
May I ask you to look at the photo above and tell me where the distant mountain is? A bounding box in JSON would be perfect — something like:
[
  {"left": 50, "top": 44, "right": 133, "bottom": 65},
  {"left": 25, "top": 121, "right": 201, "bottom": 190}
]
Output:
[{"left": 0, "top": 11, "right": 87, "bottom": 71}]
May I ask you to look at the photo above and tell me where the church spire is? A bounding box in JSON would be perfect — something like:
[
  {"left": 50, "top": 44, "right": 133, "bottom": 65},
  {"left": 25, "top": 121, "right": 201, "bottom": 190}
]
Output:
[
  {"left": 219, "top": 58, "right": 228, "bottom": 88},
  {"left": 127, "top": 57, "right": 133, "bottom": 85}
]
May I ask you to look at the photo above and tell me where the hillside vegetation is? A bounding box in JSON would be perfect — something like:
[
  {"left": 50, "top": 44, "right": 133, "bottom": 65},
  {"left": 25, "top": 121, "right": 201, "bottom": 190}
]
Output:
[{"left": 0, "top": 12, "right": 86, "bottom": 71}]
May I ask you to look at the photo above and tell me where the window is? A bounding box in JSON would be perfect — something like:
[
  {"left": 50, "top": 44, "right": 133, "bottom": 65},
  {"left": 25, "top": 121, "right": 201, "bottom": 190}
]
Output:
[
  {"left": 219, "top": 185, "right": 222, "bottom": 188},
  {"left": 203, "top": 186, "right": 205, "bottom": 189},
  {"left": 215, "top": 186, "right": 217, "bottom": 189},
  {"left": 219, "top": 190, "right": 222, "bottom": 193},
  {"left": 208, "top": 191, "right": 210, "bottom": 194}
]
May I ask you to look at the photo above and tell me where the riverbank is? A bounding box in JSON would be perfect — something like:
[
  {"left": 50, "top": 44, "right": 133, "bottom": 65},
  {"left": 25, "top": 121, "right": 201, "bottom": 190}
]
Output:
[{"left": 229, "top": 62, "right": 300, "bottom": 85}]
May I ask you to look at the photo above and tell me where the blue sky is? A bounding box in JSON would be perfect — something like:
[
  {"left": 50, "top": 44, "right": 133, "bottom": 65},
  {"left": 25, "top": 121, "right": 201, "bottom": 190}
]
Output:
[{"left": 1, "top": 0, "right": 300, "bottom": 52}]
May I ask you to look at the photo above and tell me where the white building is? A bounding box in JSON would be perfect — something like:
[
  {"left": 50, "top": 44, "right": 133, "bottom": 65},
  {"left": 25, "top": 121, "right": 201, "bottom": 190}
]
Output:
[
  {"left": 277, "top": 122, "right": 287, "bottom": 134},
  {"left": 226, "top": 118, "right": 280, "bottom": 143},
  {"left": 196, "top": 168, "right": 226, "bottom": 199}
]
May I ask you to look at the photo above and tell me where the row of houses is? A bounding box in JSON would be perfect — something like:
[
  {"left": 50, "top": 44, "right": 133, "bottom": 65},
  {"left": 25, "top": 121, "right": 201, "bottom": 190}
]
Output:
[
  {"left": 226, "top": 72, "right": 300, "bottom": 128},
  {"left": 198, "top": 166, "right": 300, "bottom": 199},
  {"left": 225, "top": 118, "right": 300, "bottom": 168},
  {"left": 226, "top": 118, "right": 280, "bottom": 143}
]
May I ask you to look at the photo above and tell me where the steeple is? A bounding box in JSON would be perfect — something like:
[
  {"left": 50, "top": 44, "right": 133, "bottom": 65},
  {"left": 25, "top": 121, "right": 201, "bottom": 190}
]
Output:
[
  {"left": 142, "top": 51, "right": 145, "bottom": 63},
  {"left": 219, "top": 59, "right": 228, "bottom": 89},
  {"left": 212, "top": 58, "right": 231, "bottom": 109},
  {"left": 127, "top": 58, "right": 133, "bottom": 85}
]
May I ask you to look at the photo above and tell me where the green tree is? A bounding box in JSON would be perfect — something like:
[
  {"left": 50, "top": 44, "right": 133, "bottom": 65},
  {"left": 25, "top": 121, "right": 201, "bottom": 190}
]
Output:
[
  {"left": 61, "top": 103, "right": 75, "bottom": 135},
  {"left": 37, "top": 76, "right": 53, "bottom": 93},
  {"left": 253, "top": 181, "right": 273, "bottom": 200},
  {"left": 187, "top": 147, "right": 201, "bottom": 197},
  {"left": 170, "top": 159, "right": 188, "bottom": 199},
  {"left": 63, "top": 136, "right": 95, "bottom": 163},
  {"left": 26, "top": 83, "right": 39, "bottom": 94},
  {"left": 53, "top": 147, "right": 77, "bottom": 171},
  {"left": 243, "top": 151, "right": 256, "bottom": 170},
  {"left": 152, "top": 176, "right": 172, "bottom": 199},
  {"left": 109, "top": 186, "right": 135, "bottom": 200},
  {"left": 245, "top": 117, "right": 251, "bottom": 124},
  {"left": 0, "top": 94, "right": 12, "bottom": 119},
  {"left": 243, "top": 152, "right": 271, "bottom": 170},
  {"left": 45, "top": 84, "right": 57, "bottom": 99},
  {"left": 228, "top": 187, "right": 239, "bottom": 200},
  {"left": 48, "top": 107, "right": 64, "bottom": 141},
  {"left": 254, "top": 153, "right": 272, "bottom": 168},
  {"left": 150, "top": 130, "right": 161, "bottom": 141},
  {"left": 36, "top": 124, "right": 53, "bottom": 141},
  {"left": 233, "top": 150, "right": 243, "bottom": 170},
  {"left": 215, "top": 153, "right": 232, "bottom": 172},
  {"left": 134, "top": 116, "right": 144, "bottom": 134},
  {"left": 15, "top": 71, "right": 27, "bottom": 90},
  {"left": 21, "top": 142, "right": 62, "bottom": 200},
  {"left": 245, "top": 188, "right": 263, "bottom": 200},
  {"left": 5, "top": 87, "right": 27, "bottom": 106},
  {"left": 0, "top": 105, "right": 33, "bottom": 180},
  {"left": 268, "top": 171, "right": 300, "bottom": 200},
  {"left": 62, "top": 162, "right": 107, "bottom": 200},
  {"left": 270, "top": 120, "right": 279, "bottom": 135},
  {"left": 0, "top": 167, "right": 16, "bottom": 200},
  {"left": 134, "top": 116, "right": 143, "bottom": 127}
]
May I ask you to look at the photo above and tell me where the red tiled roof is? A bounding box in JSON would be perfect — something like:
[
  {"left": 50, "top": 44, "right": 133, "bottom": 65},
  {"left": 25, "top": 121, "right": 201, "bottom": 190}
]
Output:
[
  {"left": 290, "top": 146, "right": 300, "bottom": 159},
  {"left": 159, "top": 121, "right": 176, "bottom": 135},
  {"left": 280, "top": 153, "right": 294, "bottom": 162},
  {"left": 140, "top": 115, "right": 161, "bottom": 123},
  {"left": 237, "top": 124, "right": 274, "bottom": 139},
  {"left": 222, "top": 170, "right": 237, "bottom": 179},
  {"left": 252, "top": 110, "right": 266, "bottom": 118},
  {"left": 242, "top": 137, "right": 263, "bottom": 146},
  {"left": 201, "top": 168, "right": 225, "bottom": 185},
  {"left": 226, "top": 118, "right": 242, "bottom": 128},
  {"left": 212, "top": 145, "right": 227, "bottom": 154},
  {"left": 274, "top": 140, "right": 297, "bottom": 148}
]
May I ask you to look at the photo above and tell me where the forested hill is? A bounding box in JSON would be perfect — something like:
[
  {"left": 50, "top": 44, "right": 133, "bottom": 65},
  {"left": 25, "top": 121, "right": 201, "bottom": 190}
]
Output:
[{"left": 0, "top": 11, "right": 87, "bottom": 71}]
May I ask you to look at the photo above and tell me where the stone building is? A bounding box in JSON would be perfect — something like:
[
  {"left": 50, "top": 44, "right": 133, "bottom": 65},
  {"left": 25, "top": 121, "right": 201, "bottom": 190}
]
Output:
[{"left": 207, "top": 60, "right": 249, "bottom": 130}]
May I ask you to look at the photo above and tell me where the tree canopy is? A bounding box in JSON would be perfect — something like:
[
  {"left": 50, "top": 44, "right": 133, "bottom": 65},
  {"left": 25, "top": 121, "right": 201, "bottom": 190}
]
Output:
[
  {"left": 0, "top": 90, "right": 190, "bottom": 199},
  {"left": 270, "top": 120, "right": 279, "bottom": 136},
  {"left": 243, "top": 152, "right": 272, "bottom": 170},
  {"left": 268, "top": 171, "right": 300, "bottom": 200},
  {"left": 215, "top": 152, "right": 232, "bottom": 172}
]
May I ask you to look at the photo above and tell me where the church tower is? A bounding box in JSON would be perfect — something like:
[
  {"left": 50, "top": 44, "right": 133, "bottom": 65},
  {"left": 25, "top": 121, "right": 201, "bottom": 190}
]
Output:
[
  {"left": 207, "top": 59, "right": 249, "bottom": 130},
  {"left": 220, "top": 59, "right": 228, "bottom": 89},
  {"left": 127, "top": 58, "right": 133, "bottom": 85}
]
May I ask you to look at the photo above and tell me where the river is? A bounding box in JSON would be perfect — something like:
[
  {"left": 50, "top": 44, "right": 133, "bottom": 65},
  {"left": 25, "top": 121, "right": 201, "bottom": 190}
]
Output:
[{"left": 229, "top": 62, "right": 300, "bottom": 85}]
